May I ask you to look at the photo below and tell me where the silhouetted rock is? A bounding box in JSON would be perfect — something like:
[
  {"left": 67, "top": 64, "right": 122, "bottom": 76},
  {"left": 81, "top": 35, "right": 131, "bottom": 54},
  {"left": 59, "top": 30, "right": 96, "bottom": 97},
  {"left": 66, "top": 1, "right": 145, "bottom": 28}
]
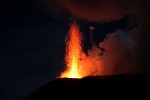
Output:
[{"left": 24, "top": 74, "right": 150, "bottom": 100}]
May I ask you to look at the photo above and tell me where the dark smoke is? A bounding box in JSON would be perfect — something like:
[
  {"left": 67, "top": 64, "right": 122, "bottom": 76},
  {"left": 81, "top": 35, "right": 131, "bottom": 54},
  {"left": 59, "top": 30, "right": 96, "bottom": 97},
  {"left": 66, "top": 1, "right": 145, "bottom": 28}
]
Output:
[
  {"left": 61, "top": 0, "right": 150, "bottom": 74},
  {"left": 39, "top": 0, "right": 150, "bottom": 74},
  {"left": 61, "top": 0, "right": 131, "bottom": 22}
]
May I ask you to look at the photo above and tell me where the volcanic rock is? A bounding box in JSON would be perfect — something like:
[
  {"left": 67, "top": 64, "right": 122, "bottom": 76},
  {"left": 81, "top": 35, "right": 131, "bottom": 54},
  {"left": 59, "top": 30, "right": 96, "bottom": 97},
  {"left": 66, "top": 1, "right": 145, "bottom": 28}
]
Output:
[{"left": 24, "top": 74, "right": 150, "bottom": 100}]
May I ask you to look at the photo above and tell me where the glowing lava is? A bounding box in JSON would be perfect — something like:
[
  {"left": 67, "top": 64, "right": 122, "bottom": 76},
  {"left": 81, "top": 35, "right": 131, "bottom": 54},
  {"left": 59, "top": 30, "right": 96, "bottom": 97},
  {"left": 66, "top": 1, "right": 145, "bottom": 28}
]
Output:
[{"left": 59, "top": 21, "right": 83, "bottom": 78}]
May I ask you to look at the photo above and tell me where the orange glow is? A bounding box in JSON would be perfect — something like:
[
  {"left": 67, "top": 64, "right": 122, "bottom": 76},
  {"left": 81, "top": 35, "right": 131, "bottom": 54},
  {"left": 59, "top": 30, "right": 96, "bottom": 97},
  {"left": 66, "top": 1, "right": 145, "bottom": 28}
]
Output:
[
  {"left": 59, "top": 21, "right": 83, "bottom": 78},
  {"left": 59, "top": 21, "right": 105, "bottom": 78},
  {"left": 58, "top": 19, "right": 137, "bottom": 78}
]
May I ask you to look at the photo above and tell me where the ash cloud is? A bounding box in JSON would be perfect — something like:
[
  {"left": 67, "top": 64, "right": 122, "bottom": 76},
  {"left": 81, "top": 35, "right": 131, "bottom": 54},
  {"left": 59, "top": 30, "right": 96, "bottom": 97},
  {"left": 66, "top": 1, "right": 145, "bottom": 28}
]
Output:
[
  {"left": 99, "top": 28, "right": 140, "bottom": 75},
  {"left": 61, "top": 0, "right": 130, "bottom": 22},
  {"left": 60, "top": 0, "right": 150, "bottom": 74},
  {"left": 79, "top": 28, "right": 140, "bottom": 76},
  {"left": 40, "top": 0, "right": 150, "bottom": 74},
  {"left": 40, "top": 0, "right": 150, "bottom": 26}
]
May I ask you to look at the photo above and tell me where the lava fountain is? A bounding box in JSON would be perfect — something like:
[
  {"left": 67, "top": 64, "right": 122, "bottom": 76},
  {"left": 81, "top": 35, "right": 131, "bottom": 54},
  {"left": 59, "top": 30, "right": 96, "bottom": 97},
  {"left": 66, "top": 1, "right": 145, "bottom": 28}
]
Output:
[{"left": 59, "top": 21, "right": 83, "bottom": 78}]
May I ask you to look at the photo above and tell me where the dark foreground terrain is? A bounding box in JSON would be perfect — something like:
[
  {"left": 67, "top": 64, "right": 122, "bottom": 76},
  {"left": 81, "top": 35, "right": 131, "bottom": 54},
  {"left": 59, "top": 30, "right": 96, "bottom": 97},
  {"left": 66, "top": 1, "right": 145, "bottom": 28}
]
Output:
[{"left": 24, "top": 74, "right": 150, "bottom": 100}]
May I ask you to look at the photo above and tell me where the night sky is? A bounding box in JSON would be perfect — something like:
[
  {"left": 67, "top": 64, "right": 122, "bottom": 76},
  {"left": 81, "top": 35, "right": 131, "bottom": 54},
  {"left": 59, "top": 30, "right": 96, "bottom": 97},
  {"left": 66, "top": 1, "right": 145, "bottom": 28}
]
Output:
[
  {"left": 0, "top": 0, "right": 150, "bottom": 100},
  {"left": 1, "top": 1, "right": 68, "bottom": 99}
]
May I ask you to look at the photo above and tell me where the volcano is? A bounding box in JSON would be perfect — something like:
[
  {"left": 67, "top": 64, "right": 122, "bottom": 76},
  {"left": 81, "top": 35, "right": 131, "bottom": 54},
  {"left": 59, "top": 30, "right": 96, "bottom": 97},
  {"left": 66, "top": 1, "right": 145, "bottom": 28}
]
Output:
[
  {"left": 24, "top": 74, "right": 149, "bottom": 100},
  {"left": 23, "top": 21, "right": 149, "bottom": 100}
]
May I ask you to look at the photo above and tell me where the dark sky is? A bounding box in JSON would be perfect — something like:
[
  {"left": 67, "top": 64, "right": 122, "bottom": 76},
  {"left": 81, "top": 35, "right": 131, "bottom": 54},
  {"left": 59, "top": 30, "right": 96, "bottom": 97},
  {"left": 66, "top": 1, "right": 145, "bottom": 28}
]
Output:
[
  {"left": 0, "top": 0, "right": 150, "bottom": 100},
  {"left": 0, "top": 1, "right": 68, "bottom": 99}
]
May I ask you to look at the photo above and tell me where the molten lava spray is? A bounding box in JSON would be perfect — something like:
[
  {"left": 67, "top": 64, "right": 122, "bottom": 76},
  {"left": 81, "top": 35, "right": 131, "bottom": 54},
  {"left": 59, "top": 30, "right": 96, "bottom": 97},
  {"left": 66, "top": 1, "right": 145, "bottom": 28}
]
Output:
[
  {"left": 59, "top": 21, "right": 104, "bottom": 78},
  {"left": 60, "top": 21, "right": 83, "bottom": 78},
  {"left": 59, "top": 21, "right": 139, "bottom": 79}
]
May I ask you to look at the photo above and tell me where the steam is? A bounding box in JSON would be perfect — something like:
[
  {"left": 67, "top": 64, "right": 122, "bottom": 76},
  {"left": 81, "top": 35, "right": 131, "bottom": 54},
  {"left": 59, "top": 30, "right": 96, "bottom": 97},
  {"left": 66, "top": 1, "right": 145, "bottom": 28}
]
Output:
[{"left": 79, "top": 28, "right": 140, "bottom": 76}]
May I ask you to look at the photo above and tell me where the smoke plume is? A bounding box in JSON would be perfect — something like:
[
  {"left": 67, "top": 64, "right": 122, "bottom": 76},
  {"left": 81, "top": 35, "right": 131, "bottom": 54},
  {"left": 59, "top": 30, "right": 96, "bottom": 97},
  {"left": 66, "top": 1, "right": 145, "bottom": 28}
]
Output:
[
  {"left": 79, "top": 28, "right": 140, "bottom": 76},
  {"left": 39, "top": 0, "right": 150, "bottom": 74},
  {"left": 61, "top": 0, "right": 131, "bottom": 22},
  {"left": 61, "top": 0, "right": 150, "bottom": 74}
]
